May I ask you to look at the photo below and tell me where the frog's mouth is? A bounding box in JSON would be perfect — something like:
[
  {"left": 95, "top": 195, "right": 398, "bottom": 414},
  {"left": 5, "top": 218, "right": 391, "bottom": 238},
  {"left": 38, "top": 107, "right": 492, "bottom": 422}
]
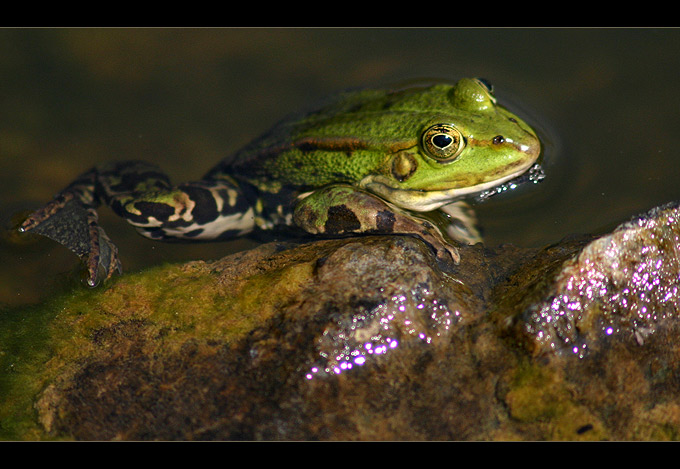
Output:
[
  {"left": 361, "top": 162, "right": 544, "bottom": 212},
  {"left": 473, "top": 162, "right": 545, "bottom": 202}
]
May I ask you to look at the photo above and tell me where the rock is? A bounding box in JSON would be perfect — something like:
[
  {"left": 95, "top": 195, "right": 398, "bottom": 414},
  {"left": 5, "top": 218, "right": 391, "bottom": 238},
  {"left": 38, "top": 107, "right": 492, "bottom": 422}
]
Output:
[
  {"left": 3, "top": 202, "right": 680, "bottom": 440},
  {"left": 501, "top": 202, "right": 680, "bottom": 357}
]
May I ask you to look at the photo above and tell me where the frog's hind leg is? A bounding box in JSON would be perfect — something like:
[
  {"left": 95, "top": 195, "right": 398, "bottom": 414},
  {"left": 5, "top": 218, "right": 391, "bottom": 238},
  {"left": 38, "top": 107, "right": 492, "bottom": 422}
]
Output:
[
  {"left": 20, "top": 161, "right": 255, "bottom": 286},
  {"left": 293, "top": 184, "right": 460, "bottom": 264},
  {"left": 108, "top": 167, "right": 257, "bottom": 243},
  {"left": 20, "top": 167, "right": 123, "bottom": 286}
]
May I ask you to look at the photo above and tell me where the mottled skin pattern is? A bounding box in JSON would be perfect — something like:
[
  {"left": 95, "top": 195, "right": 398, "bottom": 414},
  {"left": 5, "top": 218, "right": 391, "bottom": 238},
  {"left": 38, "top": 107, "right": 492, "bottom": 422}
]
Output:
[{"left": 20, "top": 78, "right": 541, "bottom": 286}]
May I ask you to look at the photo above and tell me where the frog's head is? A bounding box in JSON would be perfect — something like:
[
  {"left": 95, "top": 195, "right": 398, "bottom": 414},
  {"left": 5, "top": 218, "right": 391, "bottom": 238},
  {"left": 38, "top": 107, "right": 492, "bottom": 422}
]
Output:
[{"left": 361, "top": 78, "right": 541, "bottom": 212}]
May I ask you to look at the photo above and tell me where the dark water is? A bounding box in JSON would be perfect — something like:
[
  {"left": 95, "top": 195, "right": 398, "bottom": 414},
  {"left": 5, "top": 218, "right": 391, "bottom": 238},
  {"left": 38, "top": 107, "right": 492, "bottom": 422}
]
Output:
[{"left": 2, "top": 28, "right": 680, "bottom": 305}]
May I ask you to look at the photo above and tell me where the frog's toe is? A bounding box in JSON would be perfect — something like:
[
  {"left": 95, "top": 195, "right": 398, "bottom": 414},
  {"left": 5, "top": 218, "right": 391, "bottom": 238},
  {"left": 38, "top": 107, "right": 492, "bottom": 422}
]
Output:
[
  {"left": 85, "top": 227, "right": 122, "bottom": 287},
  {"left": 435, "top": 241, "right": 461, "bottom": 265},
  {"left": 410, "top": 221, "right": 461, "bottom": 265}
]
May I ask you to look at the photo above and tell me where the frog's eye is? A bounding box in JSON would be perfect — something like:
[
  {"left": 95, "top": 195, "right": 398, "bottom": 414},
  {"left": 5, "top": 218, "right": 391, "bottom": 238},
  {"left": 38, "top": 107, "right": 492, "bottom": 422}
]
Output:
[
  {"left": 474, "top": 78, "right": 493, "bottom": 94},
  {"left": 422, "top": 124, "right": 465, "bottom": 162},
  {"left": 473, "top": 78, "right": 497, "bottom": 104}
]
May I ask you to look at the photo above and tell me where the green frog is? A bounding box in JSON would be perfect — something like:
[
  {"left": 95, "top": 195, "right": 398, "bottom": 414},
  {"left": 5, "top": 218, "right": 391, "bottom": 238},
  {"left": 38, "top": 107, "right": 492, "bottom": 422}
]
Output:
[{"left": 19, "top": 78, "right": 542, "bottom": 286}]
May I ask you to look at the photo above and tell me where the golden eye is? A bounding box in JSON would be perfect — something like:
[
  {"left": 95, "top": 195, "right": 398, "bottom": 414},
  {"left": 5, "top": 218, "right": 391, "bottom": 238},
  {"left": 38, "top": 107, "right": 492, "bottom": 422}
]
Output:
[{"left": 422, "top": 124, "right": 465, "bottom": 162}]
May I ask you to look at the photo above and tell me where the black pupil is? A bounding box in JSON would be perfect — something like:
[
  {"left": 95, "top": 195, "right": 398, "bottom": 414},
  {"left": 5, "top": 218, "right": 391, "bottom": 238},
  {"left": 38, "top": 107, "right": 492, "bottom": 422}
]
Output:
[{"left": 432, "top": 134, "right": 452, "bottom": 149}]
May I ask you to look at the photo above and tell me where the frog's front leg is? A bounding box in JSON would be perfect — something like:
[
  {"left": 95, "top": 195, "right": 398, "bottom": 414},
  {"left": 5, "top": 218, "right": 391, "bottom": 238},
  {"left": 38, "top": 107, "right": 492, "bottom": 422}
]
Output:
[
  {"left": 20, "top": 161, "right": 255, "bottom": 286},
  {"left": 439, "top": 201, "right": 482, "bottom": 246},
  {"left": 293, "top": 185, "right": 460, "bottom": 264}
]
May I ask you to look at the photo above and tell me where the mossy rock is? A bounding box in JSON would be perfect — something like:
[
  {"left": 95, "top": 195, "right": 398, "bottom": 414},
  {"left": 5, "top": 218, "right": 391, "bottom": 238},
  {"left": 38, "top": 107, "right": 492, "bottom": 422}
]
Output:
[{"left": 3, "top": 202, "right": 680, "bottom": 440}]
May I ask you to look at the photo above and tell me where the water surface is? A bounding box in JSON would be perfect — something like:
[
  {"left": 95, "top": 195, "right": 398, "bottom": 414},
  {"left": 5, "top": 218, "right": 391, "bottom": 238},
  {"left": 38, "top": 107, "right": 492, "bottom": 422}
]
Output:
[{"left": 2, "top": 28, "right": 679, "bottom": 305}]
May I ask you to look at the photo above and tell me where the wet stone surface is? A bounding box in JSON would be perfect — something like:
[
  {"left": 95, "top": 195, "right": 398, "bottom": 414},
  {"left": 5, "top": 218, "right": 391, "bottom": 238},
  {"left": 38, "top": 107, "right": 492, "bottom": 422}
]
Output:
[
  {"left": 499, "top": 202, "right": 680, "bottom": 358},
  {"left": 4, "top": 202, "right": 680, "bottom": 440}
]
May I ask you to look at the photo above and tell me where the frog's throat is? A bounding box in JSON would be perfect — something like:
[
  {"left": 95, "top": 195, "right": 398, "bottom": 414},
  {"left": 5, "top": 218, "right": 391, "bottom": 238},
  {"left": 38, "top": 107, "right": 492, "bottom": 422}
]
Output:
[{"left": 360, "top": 166, "right": 531, "bottom": 212}]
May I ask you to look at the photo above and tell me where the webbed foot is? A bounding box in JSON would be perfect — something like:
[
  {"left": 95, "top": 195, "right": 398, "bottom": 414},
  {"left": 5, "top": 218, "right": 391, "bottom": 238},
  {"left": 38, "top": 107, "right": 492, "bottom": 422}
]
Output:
[{"left": 19, "top": 194, "right": 122, "bottom": 287}]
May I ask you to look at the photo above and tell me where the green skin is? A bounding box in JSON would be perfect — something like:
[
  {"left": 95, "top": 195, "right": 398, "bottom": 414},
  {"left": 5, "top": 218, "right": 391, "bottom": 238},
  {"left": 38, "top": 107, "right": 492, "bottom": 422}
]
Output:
[{"left": 20, "top": 78, "right": 541, "bottom": 286}]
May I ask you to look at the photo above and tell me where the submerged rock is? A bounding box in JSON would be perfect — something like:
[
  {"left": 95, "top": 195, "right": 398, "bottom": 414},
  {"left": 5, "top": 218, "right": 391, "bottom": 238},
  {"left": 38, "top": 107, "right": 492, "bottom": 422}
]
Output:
[{"left": 3, "top": 202, "right": 680, "bottom": 440}]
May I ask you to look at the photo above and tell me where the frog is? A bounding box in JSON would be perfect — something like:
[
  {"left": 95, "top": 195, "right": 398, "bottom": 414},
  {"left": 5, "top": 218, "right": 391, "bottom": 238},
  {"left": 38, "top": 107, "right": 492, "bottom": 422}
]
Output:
[{"left": 19, "top": 78, "right": 542, "bottom": 287}]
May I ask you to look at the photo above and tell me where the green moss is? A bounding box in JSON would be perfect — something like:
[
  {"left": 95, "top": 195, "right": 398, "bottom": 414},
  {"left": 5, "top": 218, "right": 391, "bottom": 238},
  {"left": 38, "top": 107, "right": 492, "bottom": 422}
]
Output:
[
  {"left": 0, "top": 256, "right": 316, "bottom": 440},
  {"left": 629, "top": 403, "right": 680, "bottom": 441},
  {"left": 505, "top": 361, "right": 562, "bottom": 422},
  {"left": 0, "top": 298, "right": 66, "bottom": 439},
  {"left": 504, "top": 360, "right": 607, "bottom": 440}
]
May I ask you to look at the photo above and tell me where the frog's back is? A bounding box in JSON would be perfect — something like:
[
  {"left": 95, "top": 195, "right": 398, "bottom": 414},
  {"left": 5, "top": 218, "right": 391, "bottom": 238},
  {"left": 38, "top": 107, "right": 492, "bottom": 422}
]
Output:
[{"left": 205, "top": 84, "right": 457, "bottom": 189}]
